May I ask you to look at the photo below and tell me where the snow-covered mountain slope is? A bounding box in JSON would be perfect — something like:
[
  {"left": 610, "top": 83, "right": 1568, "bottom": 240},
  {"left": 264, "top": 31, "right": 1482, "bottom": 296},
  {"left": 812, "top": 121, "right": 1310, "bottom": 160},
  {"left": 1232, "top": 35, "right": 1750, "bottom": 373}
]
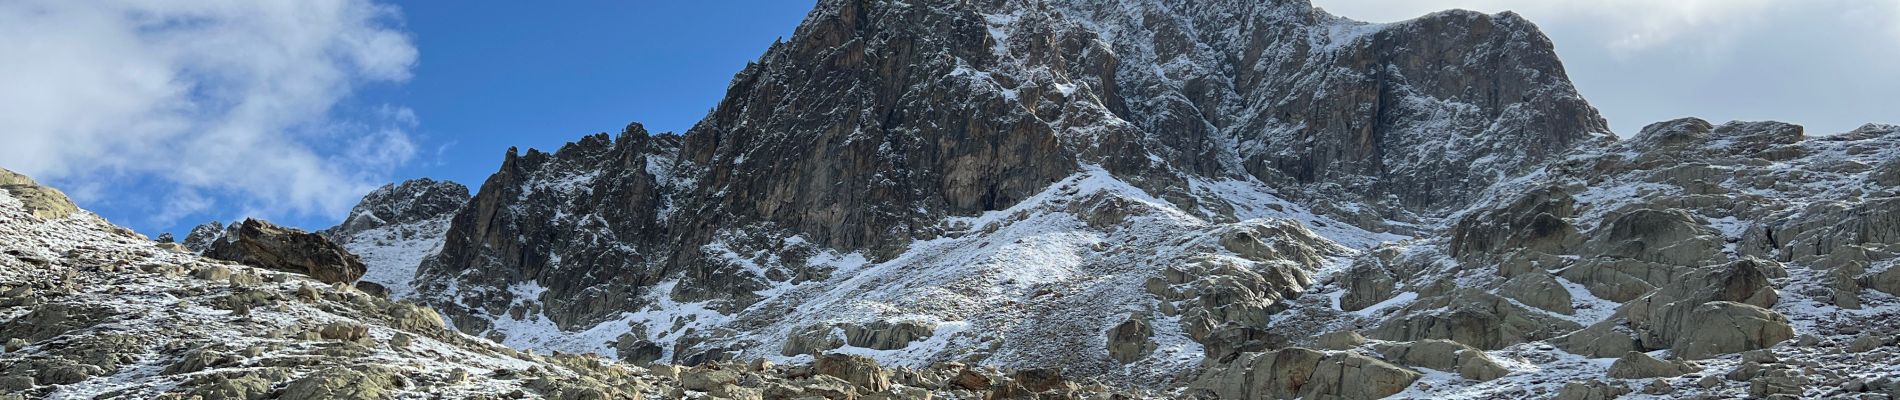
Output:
[
  {"left": 405, "top": 0, "right": 1610, "bottom": 379},
  {"left": 311, "top": 0, "right": 1900, "bottom": 398},
  {"left": 0, "top": 172, "right": 637, "bottom": 398},
  {"left": 1262, "top": 120, "right": 1900, "bottom": 398},
  {"left": 0, "top": 169, "right": 1154, "bottom": 399},
  {"left": 321, "top": 178, "right": 469, "bottom": 299}
]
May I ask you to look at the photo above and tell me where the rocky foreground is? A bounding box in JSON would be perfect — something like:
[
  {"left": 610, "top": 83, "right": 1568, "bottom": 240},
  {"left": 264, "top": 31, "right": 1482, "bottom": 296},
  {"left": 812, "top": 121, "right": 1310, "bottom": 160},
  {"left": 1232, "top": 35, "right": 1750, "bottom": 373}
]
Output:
[{"left": 0, "top": 169, "right": 1151, "bottom": 399}]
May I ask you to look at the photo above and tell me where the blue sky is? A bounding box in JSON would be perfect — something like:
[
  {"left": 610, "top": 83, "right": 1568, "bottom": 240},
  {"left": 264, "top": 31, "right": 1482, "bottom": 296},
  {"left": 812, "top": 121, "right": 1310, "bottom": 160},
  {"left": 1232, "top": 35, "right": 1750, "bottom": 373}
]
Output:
[{"left": 1, "top": 0, "right": 1894, "bottom": 238}]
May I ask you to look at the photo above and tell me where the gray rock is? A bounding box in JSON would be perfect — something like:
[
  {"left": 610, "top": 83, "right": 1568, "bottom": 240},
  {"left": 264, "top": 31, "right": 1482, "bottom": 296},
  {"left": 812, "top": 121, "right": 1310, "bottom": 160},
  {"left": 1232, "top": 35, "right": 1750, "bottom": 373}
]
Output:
[
  {"left": 1606, "top": 351, "right": 1693, "bottom": 379},
  {"left": 1673, "top": 301, "right": 1795, "bottom": 360},
  {"left": 1191, "top": 348, "right": 1420, "bottom": 400},
  {"left": 1105, "top": 314, "right": 1156, "bottom": 363}
]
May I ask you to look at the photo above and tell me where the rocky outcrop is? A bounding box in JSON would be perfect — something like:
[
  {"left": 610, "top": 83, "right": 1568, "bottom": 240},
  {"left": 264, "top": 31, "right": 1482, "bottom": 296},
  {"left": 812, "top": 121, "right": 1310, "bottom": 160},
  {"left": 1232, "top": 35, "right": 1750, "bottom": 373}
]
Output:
[
  {"left": 320, "top": 178, "right": 469, "bottom": 241},
  {"left": 204, "top": 219, "right": 367, "bottom": 284},
  {"left": 1605, "top": 351, "right": 1695, "bottom": 379},
  {"left": 0, "top": 168, "right": 78, "bottom": 220},
  {"left": 1372, "top": 339, "right": 1509, "bottom": 381},
  {"left": 1106, "top": 314, "right": 1157, "bottom": 364},
  {"left": 1557, "top": 258, "right": 1784, "bottom": 358},
  {"left": 1190, "top": 347, "right": 1421, "bottom": 400},
  {"left": 1673, "top": 301, "right": 1795, "bottom": 360}
]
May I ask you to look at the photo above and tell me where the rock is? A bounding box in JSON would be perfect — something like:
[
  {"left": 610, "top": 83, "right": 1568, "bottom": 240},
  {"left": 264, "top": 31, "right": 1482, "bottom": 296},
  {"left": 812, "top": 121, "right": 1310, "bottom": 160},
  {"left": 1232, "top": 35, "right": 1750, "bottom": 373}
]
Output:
[
  {"left": 1558, "top": 258, "right": 1782, "bottom": 358},
  {"left": 813, "top": 353, "right": 891, "bottom": 392},
  {"left": 0, "top": 168, "right": 79, "bottom": 220},
  {"left": 1673, "top": 301, "right": 1795, "bottom": 360},
  {"left": 163, "top": 348, "right": 232, "bottom": 375},
  {"left": 1191, "top": 348, "right": 1420, "bottom": 400},
  {"left": 1010, "top": 367, "right": 1070, "bottom": 392},
  {"left": 1850, "top": 334, "right": 1885, "bottom": 353},
  {"left": 385, "top": 302, "right": 445, "bottom": 332},
  {"left": 782, "top": 323, "right": 845, "bottom": 356},
  {"left": 317, "top": 322, "right": 369, "bottom": 342},
  {"left": 953, "top": 366, "right": 992, "bottom": 390},
  {"left": 840, "top": 320, "right": 935, "bottom": 350},
  {"left": 1374, "top": 339, "right": 1508, "bottom": 381},
  {"left": 1315, "top": 330, "right": 1367, "bottom": 350},
  {"left": 204, "top": 219, "right": 367, "bottom": 284},
  {"left": 1747, "top": 365, "right": 1808, "bottom": 398},
  {"left": 1554, "top": 379, "right": 1631, "bottom": 400},
  {"left": 280, "top": 366, "right": 401, "bottom": 400},
  {"left": 1498, "top": 269, "right": 1574, "bottom": 314},
  {"left": 1106, "top": 314, "right": 1156, "bottom": 363},
  {"left": 679, "top": 368, "right": 740, "bottom": 391},
  {"left": 1369, "top": 288, "right": 1579, "bottom": 350},
  {"left": 1337, "top": 261, "right": 1399, "bottom": 312},
  {"left": 1, "top": 303, "right": 116, "bottom": 343},
  {"left": 184, "top": 369, "right": 282, "bottom": 400},
  {"left": 614, "top": 334, "right": 664, "bottom": 365},
  {"left": 355, "top": 281, "right": 390, "bottom": 299},
  {"left": 1606, "top": 351, "right": 1693, "bottom": 379}
]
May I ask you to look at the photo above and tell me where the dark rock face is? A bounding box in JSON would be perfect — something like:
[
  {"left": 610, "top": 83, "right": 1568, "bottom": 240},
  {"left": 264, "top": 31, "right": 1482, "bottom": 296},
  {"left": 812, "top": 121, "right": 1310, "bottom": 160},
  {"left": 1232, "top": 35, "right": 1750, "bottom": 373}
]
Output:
[
  {"left": 205, "top": 219, "right": 367, "bottom": 284},
  {"left": 321, "top": 178, "right": 469, "bottom": 241},
  {"left": 413, "top": 0, "right": 1611, "bottom": 356},
  {"left": 417, "top": 128, "right": 679, "bottom": 332}
]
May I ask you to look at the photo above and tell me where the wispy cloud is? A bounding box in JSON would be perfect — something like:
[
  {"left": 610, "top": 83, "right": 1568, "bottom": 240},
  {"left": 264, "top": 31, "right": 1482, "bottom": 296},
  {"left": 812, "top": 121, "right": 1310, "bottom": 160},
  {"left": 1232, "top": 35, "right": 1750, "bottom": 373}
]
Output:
[{"left": 0, "top": 0, "right": 419, "bottom": 230}]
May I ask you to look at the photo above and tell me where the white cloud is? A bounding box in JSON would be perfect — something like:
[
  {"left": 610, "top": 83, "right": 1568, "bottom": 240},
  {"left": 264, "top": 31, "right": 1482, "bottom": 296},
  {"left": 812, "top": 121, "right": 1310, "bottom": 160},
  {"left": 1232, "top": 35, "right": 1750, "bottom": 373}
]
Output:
[{"left": 0, "top": 0, "right": 418, "bottom": 229}]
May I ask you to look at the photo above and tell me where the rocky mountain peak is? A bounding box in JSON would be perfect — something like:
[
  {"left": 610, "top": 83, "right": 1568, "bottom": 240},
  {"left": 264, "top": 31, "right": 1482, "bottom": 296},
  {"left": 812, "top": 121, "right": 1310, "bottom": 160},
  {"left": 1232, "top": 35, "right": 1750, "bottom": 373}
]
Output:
[{"left": 322, "top": 178, "right": 469, "bottom": 240}]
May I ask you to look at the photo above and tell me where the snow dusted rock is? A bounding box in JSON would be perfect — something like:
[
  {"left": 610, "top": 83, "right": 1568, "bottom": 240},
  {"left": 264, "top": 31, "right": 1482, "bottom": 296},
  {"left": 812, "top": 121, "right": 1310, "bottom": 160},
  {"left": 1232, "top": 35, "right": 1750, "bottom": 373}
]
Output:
[
  {"left": 320, "top": 178, "right": 468, "bottom": 300},
  {"left": 1674, "top": 301, "right": 1796, "bottom": 360},
  {"left": 182, "top": 220, "right": 226, "bottom": 254},
  {"left": 1605, "top": 351, "right": 1696, "bottom": 379},
  {"left": 0, "top": 168, "right": 77, "bottom": 221},
  {"left": 1371, "top": 339, "right": 1509, "bottom": 381},
  {"left": 204, "top": 219, "right": 368, "bottom": 285},
  {"left": 1190, "top": 347, "right": 1420, "bottom": 400},
  {"left": 1556, "top": 258, "right": 1782, "bottom": 358},
  {"left": 1105, "top": 314, "right": 1157, "bottom": 364},
  {"left": 0, "top": 174, "right": 1151, "bottom": 398}
]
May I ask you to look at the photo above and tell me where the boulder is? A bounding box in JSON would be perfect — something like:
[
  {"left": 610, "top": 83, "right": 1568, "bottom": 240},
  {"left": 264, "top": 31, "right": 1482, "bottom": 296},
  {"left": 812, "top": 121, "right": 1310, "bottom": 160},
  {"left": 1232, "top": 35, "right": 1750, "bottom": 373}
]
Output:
[
  {"left": 1315, "top": 330, "right": 1367, "bottom": 350},
  {"left": 1606, "top": 351, "right": 1693, "bottom": 379},
  {"left": 1374, "top": 339, "right": 1508, "bottom": 381},
  {"left": 280, "top": 366, "right": 401, "bottom": 400},
  {"left": 840, "top": 320, "right": 935, "bottom": 350},
  {"left": 1553, "top": 379, "right": 1631, "bottom": 400},
  {"left": 813, "top": 353, "right": 891, "bottom": 392},
  {"left": 1672, "top": 301, "right": 1795, "bottom": 360},
  {"left": 1106, "top": 314, "right": 1156, "bottom": 363},
  {"left": 1498, "top": 269, "right": 1574, "bottom": 314},
  {"left": 1190, "top": 348, "right": 1419, "bottom": 400},
  {"left": 205, "top": 219, "right": 367, "bottom": 284}
]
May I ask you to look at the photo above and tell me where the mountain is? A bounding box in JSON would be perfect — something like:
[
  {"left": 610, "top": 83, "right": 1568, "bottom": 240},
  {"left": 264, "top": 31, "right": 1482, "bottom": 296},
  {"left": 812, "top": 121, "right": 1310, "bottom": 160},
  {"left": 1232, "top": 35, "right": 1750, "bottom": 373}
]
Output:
[
  {"left": 395, "top": 0, "right": 1620, "bottom": 388},
  {"left": 11, "top": 0, "right": 1900, "bottom": 398},
  {"left": 0, "top": 168, "right": 1149, "bottom": 399},
  {"left": 359, "top": 0, "right": 1900, "bottom": 397}
]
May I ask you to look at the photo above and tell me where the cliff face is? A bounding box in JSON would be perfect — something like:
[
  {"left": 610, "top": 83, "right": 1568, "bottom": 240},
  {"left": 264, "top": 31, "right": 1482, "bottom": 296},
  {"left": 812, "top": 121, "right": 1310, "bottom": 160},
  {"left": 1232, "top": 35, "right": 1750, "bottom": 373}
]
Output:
[{"left": 406, "top": 0, "right": 1611, "bottom": 377}]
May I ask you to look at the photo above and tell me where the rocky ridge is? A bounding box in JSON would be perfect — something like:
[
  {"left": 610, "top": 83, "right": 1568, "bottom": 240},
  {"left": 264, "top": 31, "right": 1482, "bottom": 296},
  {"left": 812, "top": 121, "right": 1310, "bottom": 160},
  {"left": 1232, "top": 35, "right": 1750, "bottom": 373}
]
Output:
[{"left": 0, "top": 168, "right": 1150, "bottom": 399}]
